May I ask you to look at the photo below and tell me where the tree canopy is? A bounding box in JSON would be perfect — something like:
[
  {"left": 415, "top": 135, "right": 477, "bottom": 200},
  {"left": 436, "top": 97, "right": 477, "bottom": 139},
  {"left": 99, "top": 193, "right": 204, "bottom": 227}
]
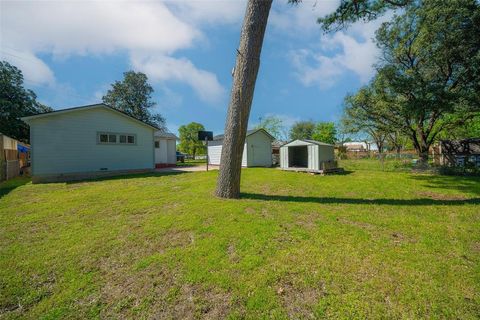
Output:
[
  {"left": 289, "top": 121, "right": 315, "bottom": 140},
  {"left": 0, "top": 61, "right": 52, "bottom": 142},
  {"left": 318, "top": 0, "right": 412, "bottom": 32},
  {"left": 342, "top": 0, "right": 480, "bottom": 162},
  {"left": 254, "top": 115, "right": 287, "bottom": 140},
  {"left": 102, "top": 71, "right": 166, "bottom": 130},
  {"left": 312, "top": 122, "right": 337, "bottom": 145},
  {"left": 178, "top": 122, "right": 206, "bottom": 158}
]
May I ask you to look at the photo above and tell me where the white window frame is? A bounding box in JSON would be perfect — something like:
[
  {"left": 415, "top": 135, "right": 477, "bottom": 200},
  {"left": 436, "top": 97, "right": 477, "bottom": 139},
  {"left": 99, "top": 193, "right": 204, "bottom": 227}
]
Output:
[{"left": 97, "top": 132, "right": 137, "bottom": 145}]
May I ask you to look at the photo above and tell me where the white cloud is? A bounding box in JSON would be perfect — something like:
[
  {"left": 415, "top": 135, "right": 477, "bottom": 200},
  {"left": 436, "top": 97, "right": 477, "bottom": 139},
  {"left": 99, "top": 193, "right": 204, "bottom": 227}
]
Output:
[
  {"left": 289, "top": 17, "right": 389, "bottom": 89},
  {"left": 0, "top": 0, "right": 243, "bottom": 103},
  {"left": 131, "top": 54, "right": 225, "bottom": 105},
  {"left": 0, "top": 49, "right": 55, "bottom": 86},
  {"left": 2, "top": 1, "right": 197, "bottom": 56},
  {"left": 270, "top": 0, "right": 340, "bottom": 34},
  {"left": 167, "top": 0, "right": 246, "bottom": 25},
  {"left": 289, "top": 49, "right": 344, "bottom": 89}
]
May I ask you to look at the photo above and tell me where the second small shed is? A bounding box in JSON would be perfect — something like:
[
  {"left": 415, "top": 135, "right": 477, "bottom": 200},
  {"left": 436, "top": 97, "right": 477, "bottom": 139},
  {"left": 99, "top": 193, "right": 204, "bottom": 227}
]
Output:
[
  {"left": 280, "top": 139, "right": 336, "bottom": 172},
  {"left": 208, "top": 128, "right": 274, "bottom": 167}
]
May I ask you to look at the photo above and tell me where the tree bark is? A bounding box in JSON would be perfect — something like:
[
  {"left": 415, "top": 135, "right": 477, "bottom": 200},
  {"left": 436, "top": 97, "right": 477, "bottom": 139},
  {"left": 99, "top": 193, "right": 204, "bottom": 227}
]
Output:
[{"left": 215, "top": 0, "right": 273, "bottom": 199}]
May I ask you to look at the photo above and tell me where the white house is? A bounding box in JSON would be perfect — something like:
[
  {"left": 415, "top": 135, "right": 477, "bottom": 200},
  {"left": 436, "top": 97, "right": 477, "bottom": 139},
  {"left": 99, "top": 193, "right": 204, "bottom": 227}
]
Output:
[
  {"left": 208, "top": 128, "right": 274, "bottom": 167},
  {"left": 154, "top": 131, "right": 177, "bottom": 168},
  {"left": 280, "top": 139, "right": 336, "bottom": 172},
  {"left": 22, "top": 103, "right": 159, "bottom": 183}
]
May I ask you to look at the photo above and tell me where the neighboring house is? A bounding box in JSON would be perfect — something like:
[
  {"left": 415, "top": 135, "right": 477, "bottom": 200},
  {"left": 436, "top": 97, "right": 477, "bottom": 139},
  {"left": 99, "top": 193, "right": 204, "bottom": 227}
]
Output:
[
  {"left": 280, "top": 139, "right": 336, "bottom": 173},
  {"left": 21, "top": 103, "right": 158, "bottom": 183},
  {"left": 343, "top": 141, "right": 368, "bottom": 152},
  {"left": 208, "top": 128, "right": 274, "bottom": 167},
  {"left": 154, "top": 131, "right": 177, "bottom": 168},
  {"left": 438, "top": 138, "right": 480, "bottom": 167},
  {"left": 343, "top": 141, "right": 379, "bottom": 152}
]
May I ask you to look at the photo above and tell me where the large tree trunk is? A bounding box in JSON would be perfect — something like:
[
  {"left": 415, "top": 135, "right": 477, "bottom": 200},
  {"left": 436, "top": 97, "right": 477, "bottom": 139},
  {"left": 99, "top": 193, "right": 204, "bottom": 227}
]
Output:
[{"left": 215, "top": 0, "right": 273, "bottom": 199}]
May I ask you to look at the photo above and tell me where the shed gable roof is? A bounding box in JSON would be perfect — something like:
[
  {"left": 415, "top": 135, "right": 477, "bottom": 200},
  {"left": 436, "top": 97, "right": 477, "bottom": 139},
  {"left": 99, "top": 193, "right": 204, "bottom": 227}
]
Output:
[
  {"left": 281, "top": 139, "right": 334, "bottom": 148},
  {"left": 213, "top": 128, "right": 275, "bottom": 141},
  {"left": 155, "top": 131, "right": 178, "bottom": 140},
  {"left": 21, "top": 103, "right": 159, "bottom": 130}
]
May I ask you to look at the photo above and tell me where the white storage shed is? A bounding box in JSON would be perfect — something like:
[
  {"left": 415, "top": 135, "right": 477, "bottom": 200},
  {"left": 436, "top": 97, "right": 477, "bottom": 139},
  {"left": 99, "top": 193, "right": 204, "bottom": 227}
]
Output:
[
  {"left": 154, "top": 131, "right": 177, "bottom": 168},
  {"left": 208, "top": 128, "right": 274, "bottom": 167},
  {"left": 280, "top": 139, "right": 336, "bottom": 172}
]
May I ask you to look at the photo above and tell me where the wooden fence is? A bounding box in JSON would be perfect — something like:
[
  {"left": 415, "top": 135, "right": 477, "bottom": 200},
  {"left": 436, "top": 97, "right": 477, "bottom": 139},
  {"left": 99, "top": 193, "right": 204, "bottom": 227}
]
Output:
[{"left": 5, "top": 160, "right": 20, "bottom": 180}]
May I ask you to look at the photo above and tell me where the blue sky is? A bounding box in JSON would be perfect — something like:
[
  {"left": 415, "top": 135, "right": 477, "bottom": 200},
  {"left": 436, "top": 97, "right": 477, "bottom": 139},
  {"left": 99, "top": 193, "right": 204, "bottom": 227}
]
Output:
[{"left": 1, "top": 0, "right": 385, "bottom": 137}]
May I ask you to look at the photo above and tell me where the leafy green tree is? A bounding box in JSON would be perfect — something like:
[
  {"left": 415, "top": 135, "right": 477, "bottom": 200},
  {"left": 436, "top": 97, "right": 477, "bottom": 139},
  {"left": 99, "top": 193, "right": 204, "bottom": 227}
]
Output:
[
  {"left": 385, "top": 130, "right": 409, "bottom": 155},
  {"left": 1, "top": 61, "right": 51, "bottom": 142},
  {"left": 344, "top": 0, "right": 480, "bottom": 164},
  {"left": 342, "top": 87, "right": 389, "bottom": 155},
  {"left": 254, "top": 116, "right": 287, "bottom": 140},
  {"left": 103, "top": 71, "right": 165, "bottom": 130},
  {"left": 312, "top": 122, "right": 337, "bottom": 145},
  {"left": 289, "top": 121, "right": 315, "bottom": 140},
  {"left": 178, "top": 122, "right": 205, "bottom": 158},
  {"left": 319, "top": 0, "right": 413, "bottom": 32},
  {"left": 438, "top": 116, "right": 480, "bottom": 140}
]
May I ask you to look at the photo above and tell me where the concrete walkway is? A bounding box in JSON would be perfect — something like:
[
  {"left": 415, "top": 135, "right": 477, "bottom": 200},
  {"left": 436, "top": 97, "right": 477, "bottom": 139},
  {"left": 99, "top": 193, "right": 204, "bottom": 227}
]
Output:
[{"left": 155, "top": 165, "right": 218, "bottom": 173}]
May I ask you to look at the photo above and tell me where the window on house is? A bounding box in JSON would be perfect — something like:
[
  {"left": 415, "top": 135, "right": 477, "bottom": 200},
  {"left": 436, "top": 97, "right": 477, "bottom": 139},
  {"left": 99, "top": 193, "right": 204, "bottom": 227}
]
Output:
[
  {"left": 455, "top": 156, "right": 465, "bottom": 167},
  {"left": 98, "top": 132, "right": 135, "bottom": 145},
  {"left": 155, "top": 141, "right": 160, "bottom": 148}
]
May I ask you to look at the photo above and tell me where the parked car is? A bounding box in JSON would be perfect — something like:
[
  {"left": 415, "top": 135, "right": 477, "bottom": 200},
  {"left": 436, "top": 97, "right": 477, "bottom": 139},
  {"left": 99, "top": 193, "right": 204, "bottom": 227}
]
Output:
[{"left": 176, "top": 151, "right": 186, "bottom": 163}]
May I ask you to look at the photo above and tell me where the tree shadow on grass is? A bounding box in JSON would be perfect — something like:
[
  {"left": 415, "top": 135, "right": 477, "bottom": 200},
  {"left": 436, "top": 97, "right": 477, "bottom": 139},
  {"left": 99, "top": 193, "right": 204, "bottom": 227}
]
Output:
[
  {"left": 410, "top": 174, "right": 480, "bottom": 196},
  {"left": 0, "top": 177, "right": 30, "bottom": 199},
  {"left": 240, "top": 193, "right": 480, "bottom": 206}
]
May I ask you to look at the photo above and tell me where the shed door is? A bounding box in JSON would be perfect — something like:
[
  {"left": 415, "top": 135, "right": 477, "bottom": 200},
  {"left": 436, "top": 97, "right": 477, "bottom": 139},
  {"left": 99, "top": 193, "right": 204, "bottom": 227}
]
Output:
[{"left": 155, "top": 139, "right": 167, "bottom": 164}]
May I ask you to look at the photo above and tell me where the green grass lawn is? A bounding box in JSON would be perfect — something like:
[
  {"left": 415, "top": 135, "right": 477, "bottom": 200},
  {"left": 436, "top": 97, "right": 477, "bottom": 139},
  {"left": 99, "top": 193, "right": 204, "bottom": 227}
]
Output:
[
  {"left": 1, "top": 161, "right": 479, "bottom": 319},
  {"left": 176, "top": 158, "right": 207, "bottom": 167}
]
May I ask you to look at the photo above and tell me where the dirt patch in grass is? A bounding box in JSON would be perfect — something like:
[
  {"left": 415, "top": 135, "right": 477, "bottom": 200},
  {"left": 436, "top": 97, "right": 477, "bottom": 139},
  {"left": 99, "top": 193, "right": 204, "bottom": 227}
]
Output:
[
  {"left": 390, "top": 232, "right": 416, "bottom": 245},
  {"left": 244, "top": 207, "right": 256, "bottom": 214},
  {"left": 294, "top": 213, "right": 322, "bottom": 231},
  {"left": 277, "top": 279, "right": 326, "bottom": 319},
  {"left": 417, "top": 191, "right": 468, "bottom": 201},
  {"left": 471, "top": 242, "right": 480, "bottom": 253},
  {"left": 163, "top": 229, "right": 195, "bottom": 248},
  {"left": 154, "top": 284, "right": 232, "bottom": 320},
  {"left": 97, "top": 226, "right": 227, "bottom": 318},
  {"left": 227, "top": 243, "right": 240, "bottom": 264},
  {"left": 101, "top": 265, "right": 232, "bottom": 319},
  {"left": 336, "top": 217, "right": 377, "bottom": 231}
]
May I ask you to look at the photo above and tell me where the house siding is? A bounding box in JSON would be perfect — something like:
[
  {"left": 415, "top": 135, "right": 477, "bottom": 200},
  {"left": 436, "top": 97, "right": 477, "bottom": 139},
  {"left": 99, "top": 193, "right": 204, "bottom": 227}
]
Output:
[
  {"left": 245, "top": 130, "right": 273, "bottom": 167},
  {"left": 29, "top": 107, "right": 154, "bottom": 177},
  {"left": 208, "top": 143, "right": 248, "bottom": 166}
]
